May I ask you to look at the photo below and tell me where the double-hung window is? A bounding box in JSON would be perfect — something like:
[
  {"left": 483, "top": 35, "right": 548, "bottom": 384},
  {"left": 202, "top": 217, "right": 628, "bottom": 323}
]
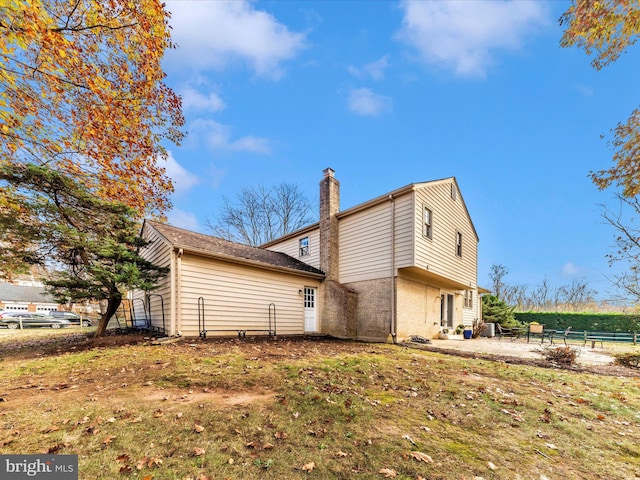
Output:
[
  {"left": 423, "top": 206, "right": 433, "bottom": 239},
  {"left": 464, "top": 290, "right": 473, "bottom": 309},
  {"left": 455, "top": 231, "right": 462, "bottom": 257},
  {"left": 299, "top": 237, "right": 309, "bottom": 257}
]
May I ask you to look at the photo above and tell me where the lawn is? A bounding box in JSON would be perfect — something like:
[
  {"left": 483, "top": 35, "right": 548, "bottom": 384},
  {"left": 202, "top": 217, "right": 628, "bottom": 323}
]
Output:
[{"left": 0, "top": 331, "right": 639, "bottom": 479}]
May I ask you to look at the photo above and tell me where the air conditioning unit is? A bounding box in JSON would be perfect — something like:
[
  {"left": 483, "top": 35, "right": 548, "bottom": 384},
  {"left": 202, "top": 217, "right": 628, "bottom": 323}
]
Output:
[{"left": 481, "top": 322, "right": 495, "bottom": 338}]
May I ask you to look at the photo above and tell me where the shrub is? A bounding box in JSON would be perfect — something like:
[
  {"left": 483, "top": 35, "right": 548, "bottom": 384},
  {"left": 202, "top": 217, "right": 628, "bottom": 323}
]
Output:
[
  {"left": 614, "top": 353, "right": 640, "bottom": 369},
  {"left": 537, "top": 346, "right": 580, "bottom": 365}
]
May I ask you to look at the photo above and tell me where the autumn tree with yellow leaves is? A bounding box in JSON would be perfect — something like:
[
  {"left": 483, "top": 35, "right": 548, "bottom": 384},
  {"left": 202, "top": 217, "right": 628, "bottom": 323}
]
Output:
[
  {"left": 561, "top": 0, "right": 640, "bottom": 197},
  {"left": 0, "top": 1, "right": 184, "bottom": 335},
  {"left": 562, "top": 1, "right": 640, "bottom": 302},
  {"left": 1, "top": 0, "right": 184, "bottom": 214}
]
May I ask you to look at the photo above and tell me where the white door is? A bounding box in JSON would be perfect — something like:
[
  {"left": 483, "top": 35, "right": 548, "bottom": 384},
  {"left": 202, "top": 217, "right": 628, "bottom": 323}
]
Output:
[{"left": 304, "top": 287, "right": 317, "bottom": 332}]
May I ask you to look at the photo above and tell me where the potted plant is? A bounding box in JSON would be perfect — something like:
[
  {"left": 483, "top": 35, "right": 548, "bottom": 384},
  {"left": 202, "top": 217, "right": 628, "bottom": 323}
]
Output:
[
  {"left": 438, "top": 328, "right": 449, "bottom": 339},
  {"left": 455, "top": 324, "right": 465, "bottom": 335},
  {"left": 463, "top": 325, "right": 473, "bottom": 339}
]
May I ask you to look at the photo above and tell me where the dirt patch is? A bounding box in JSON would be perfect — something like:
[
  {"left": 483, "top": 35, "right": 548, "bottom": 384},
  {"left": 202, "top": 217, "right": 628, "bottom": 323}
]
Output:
[{"left": 142, "top": 388, "right": 274, "bottom": 406}]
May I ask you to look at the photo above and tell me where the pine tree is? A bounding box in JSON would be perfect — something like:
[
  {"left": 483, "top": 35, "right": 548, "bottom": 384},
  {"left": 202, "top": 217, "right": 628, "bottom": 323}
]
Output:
[{"left": 0, "top": 164, "right": 167, "bottom": 336}]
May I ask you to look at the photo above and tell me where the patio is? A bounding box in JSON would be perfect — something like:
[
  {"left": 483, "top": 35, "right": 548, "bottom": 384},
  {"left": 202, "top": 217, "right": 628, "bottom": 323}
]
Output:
[{"left": 424, "top": 335, "right": 615, "bottom": 366}]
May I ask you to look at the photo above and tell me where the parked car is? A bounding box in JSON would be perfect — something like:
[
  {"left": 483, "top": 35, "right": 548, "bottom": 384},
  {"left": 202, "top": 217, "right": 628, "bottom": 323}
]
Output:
[
  {"left": 48, "top": 311, "right": 93, "bottom": 327},
  {"left": 0, "top": 311, "right": 71, "bottom": 329}
]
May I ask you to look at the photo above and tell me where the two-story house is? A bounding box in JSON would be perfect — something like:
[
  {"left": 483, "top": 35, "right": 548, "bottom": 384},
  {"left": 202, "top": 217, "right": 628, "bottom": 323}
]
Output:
[{"left": 135, "top": 168, "right": 483, "bottom": 341}]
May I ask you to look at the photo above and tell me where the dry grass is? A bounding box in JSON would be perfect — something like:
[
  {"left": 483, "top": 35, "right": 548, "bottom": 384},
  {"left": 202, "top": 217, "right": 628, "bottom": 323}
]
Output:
[{"left": 0, "top": 331, "right": 639, "bottom": 479}]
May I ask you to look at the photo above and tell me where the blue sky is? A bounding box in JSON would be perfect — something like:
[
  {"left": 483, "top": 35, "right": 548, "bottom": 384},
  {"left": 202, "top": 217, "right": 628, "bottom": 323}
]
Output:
[{"left": 159, "top": 0, "right": 640, "bottom": 300}]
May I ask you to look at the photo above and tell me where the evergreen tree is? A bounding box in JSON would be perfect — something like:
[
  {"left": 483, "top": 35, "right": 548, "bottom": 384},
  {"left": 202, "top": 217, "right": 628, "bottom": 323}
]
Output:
[
  {"left": 0, "top": 164, "right": 167, "bottom": 336},
  {"left": 482, "top": 294, "right": 518, "bottom": 327}
]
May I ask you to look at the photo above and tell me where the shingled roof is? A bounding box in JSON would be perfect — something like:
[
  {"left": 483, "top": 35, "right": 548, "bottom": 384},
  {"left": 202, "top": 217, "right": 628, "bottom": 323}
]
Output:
[
  {"left": 0, "top": 282, "right": 56, "bottom": 304},
  {"left": 145, "top": 220, "right": 325, "bottom": 278}
]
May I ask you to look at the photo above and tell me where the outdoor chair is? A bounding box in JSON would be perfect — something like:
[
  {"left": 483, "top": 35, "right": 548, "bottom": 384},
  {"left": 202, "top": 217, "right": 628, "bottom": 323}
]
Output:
[
  {"left": 496, "top": 323, "right": 519, "bottom": 340},
  {"left": 548, "top": 326, "right": 573, "bottom": 346},
  {"left": 562, "top": 326, "right": 573, "bottom": 345},
  {"left": 527, "top": 324, "right": 546, "bottom": 343}
]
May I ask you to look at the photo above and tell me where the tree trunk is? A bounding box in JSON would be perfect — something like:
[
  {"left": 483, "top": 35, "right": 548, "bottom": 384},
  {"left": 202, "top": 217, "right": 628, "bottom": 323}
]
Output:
[{"left": 95, "top": 293, "right": 122, "bottom": 337}]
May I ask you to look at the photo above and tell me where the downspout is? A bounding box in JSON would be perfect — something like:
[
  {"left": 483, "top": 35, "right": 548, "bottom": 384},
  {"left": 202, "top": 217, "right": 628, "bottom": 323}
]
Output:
[
  {"left": 389, "top": 194, "right": 397, "bottom": 343},
  {"left": 176, "top": 248, "right": 184, "bottom": 336},
  {"left": 169, "top": 249, "right": 177, "bottom": 336}
]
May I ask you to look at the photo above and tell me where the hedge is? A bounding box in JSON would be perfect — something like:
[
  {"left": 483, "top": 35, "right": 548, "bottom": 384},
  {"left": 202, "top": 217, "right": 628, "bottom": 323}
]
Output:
[{"left": 514, "top": 312, "right": 640, "bottom": 332}]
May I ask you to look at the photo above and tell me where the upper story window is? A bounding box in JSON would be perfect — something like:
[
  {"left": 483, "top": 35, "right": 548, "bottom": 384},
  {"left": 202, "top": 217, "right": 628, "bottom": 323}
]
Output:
[
  {"left": 455, "top": 231, "right": 462, "bottom": 257},
  {"left": 299, "top": 237, "right": 309, "bottom": 257},
  {"left": 423, "top": 206, "right": 433, "bottom": 239},
  {"left": 464, "top": 290, "right": 473, "bottom": 309}
]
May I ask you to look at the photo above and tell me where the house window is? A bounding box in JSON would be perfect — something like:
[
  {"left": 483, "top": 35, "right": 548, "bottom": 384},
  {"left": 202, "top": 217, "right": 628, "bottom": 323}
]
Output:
[
  {"left": 464, "top": 290, "right": 473, "bottom": 309},
  {"left": 299, "top": 237, "right": 309, "bottom": 257},
  {"left": 455, "top": 231, "right": 462, "bottom": 257},
  {"left": 423, "top": 206, "right": 433, "bottom": 239}
]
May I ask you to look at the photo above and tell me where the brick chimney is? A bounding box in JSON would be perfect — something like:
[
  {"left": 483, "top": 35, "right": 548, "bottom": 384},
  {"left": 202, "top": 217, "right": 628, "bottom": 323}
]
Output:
[{"left": 319, "top": 168, "right": 339, "bottom": 280}]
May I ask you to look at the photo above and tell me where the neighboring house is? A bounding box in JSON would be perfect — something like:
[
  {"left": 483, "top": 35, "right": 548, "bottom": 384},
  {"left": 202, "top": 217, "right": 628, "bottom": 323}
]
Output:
[
  {"left": 136, "top": 168, "right": 484, "bottom": 341},
  {"left": 0, "top": 282, "right": 59, "bottom": 313}
]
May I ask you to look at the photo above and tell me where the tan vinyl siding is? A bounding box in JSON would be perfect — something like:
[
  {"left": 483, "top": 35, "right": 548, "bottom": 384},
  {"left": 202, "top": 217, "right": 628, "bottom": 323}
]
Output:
[
  {"left": 462, "top": 289, "right": 481, "bottom": 326},
  {"left": 266, "top": 229, "right": 321, "bottom": 270},
  {"left": 414, "top": 182, "right": 477, "bottom": 287},
  {"left": 134, "top": 224, "right": 173, "bottom": 333},
  {"left": 393, "top": 192, "right": 414, "bottom": 269},
  {"left": 339, "top": 201, "right": 393, "bottom": 283},
  {"left": 177, "top": 253, "right": 320, "bottom": 337}
]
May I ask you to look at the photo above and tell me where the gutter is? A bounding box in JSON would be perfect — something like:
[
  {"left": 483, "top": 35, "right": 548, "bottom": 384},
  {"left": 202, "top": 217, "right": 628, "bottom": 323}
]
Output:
[{"left": 389, "top": 194, "right": 397, "bottom": 343}]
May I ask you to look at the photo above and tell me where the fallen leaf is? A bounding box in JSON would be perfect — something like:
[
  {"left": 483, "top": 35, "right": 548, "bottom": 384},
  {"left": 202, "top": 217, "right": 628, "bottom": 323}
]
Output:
[
  {"left": 336, "top": 450, "right": 349, "bottom": 457},
  {"left": 402, "top": 434, "right": 417, "bottom": 445},
  {"left": 43, "top": 425, "right": 60, "bottom": 433},
  {"left": 119, "top": 465, "right": 133, "bottom": 474},
  {"left": 194, "top": 424, "right": 205, "bottom": 433},
  {"left": 193, "top": 447, "right": 206, "bottom": 456},
  {"left": 379, "top": 468, "right": 397, "bottom": 478},
  {"left": 302, "top": 461, "right": 315, "bottom": 472},
  {"left": 46, "top": 443, "right": 67, "bottom": 454},
  {"left": 410, "top": 451, "right": 433, "bottom": 463},
  {"left": 275, "top": 431, "right": 288, "bottom": 440},
  {"left": 487, "top": 461, "right": 497, "bottom": 470},
  {"left": 103, "top": 435, "right": 116, "bottom": 445},
  {"left": 544, "top": 443, "right": 558, "bottom": 450},
  {"left": 263, "top": 442, "right": 274, "bottom": 450},
  {"left": 116, "top": 454, "right": 130, "bottom": 463},
  {"left": 153, "top": 410, "right": 164, "bottom": 418}
]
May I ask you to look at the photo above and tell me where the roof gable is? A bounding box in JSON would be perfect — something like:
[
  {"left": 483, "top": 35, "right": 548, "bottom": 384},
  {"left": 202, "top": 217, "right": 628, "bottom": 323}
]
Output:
[
  {"left": 144, "top": 220, "right": 325, "bottom": 278},
  {"left": 335, "top": 177, "right": 478, "bottom": 241}
]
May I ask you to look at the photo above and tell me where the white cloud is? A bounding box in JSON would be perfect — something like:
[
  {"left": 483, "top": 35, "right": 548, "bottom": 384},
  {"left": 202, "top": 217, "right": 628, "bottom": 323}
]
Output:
[
  {"left": 348, "top": 88, "right": 392, "bottom": 117},
  {"left": 561, "top": 262, "right": 588, "bottom": 278},
  {"left": 191, "top": 119, "right": 272, "bottom": 154},
  {"left": 575, "top": 83, "right": 594, "bottom": 97},
  {"left": 180, "top": 86, "right": 226, "bottom": 113},
  {"left": 163, "top": 152, "right": 199, "bottom": 195},
  {"left": 166, "top": 0, "right": 307, "bottom": 79},
  {"left": 396, "top": 0, "right": 549, "bottom": 77},
  {"left": 167, "top": 208, "right": 200, "bottom": 231},
  {"left": 348, "top": 55, "right": 390, "bottom": 80}
]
